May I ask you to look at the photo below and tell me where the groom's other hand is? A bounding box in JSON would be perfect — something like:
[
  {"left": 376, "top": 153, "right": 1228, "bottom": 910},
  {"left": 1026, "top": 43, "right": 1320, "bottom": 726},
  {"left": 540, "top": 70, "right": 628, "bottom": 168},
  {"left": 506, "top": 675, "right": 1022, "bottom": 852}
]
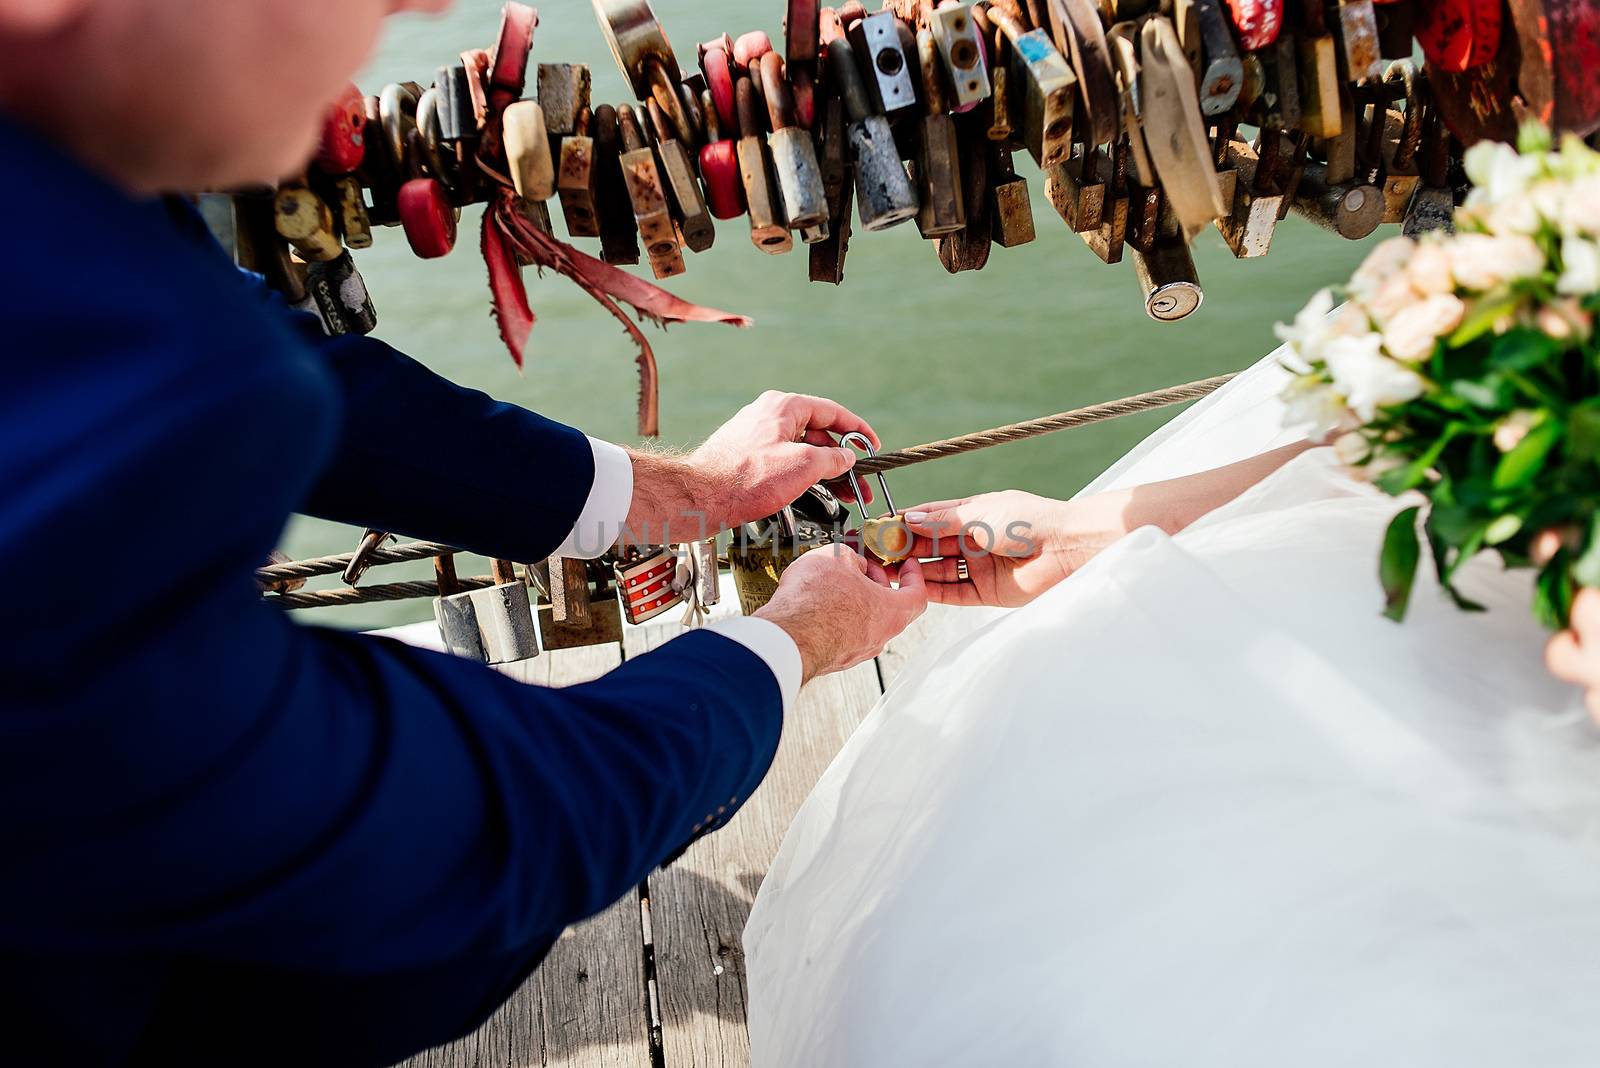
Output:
[
  {"left": 903, "top": 491, "right": 1084, "bottom": 608},
  {"left": 755, "top": 546, "right": 926, "bottom": 683}
]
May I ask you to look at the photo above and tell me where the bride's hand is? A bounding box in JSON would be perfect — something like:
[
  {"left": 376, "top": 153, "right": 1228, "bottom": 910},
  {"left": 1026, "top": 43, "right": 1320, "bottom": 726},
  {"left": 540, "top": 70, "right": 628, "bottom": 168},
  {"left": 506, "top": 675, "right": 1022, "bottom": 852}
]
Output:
[
  {"left": 901, "top": 491, "right": 1085, "bottom": 608},
  {"left": 1545, "top": 588, "right": 1600, "bottom": 724}
]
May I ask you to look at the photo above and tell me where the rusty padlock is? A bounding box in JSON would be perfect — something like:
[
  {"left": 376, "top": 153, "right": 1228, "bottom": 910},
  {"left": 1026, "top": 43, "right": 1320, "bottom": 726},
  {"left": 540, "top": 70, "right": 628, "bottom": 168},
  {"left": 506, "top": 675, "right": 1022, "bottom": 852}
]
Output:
[
  {"left": 1083, "top": 135, "right": 1131, "bottom": 262},
  {"left": 646, "top": 97, "right": 716, "bottom": 252},
  {"left": 1192, "top": 0, "right": 1243, "bottom": 116},
  {"left": 332, "top": 176, "right": 373, "bottom": 250},
  {"left": 762, "top": 51, "right": 830, "bottom": 231},
  {"left": 1292, "top": 160, "right": 1383, "bottom": 239},
  {"left": 989, "top": 141, "right": 1037, "bottom": 246},
  {"left": 915, "top": 26, "right": 968, "bottom": 237},
  {"left": 810, "top": 93, "right": 856, "bottom": 283},
  {"left": 849, "top": 10, "right": 920, "bottom": 115},
  {"left": 537, "top": 62, "right": 592, "bottom": 136},
  {"left": 1297, "top": 0, "right": 1344, "bottom": 139},
  {"left": 274, "top": 184, "right": 343, "bottom": 263},
  {"left": 593, "top": 0, "right": 684, "bottom": 117},
  {"left": 1139, "top": 15, "right": 1227, "bottom": 237},
  {"left": 556, "top": 108, "right": 601, "bottom": 237},
  {"left": 592, "top": 104, "right": 643, "bottom": 264},
  {"left": 1403, "top": 86, "right": 1455, "bottom": 236},
  {"left": 1215, "top": 134, "right": 1287, "bottom": 257},
  {"left": 1048, "top": 0, "right": 1120, "bottom": 144},
  {"left": 1045, "top": 140, "right": 1106, "bottom": 233},
  {"left": 936, "top": 109, "right": 995, "bottom": 271},
  {"left": 1337, "top": 0, "right": 1384, "bottom": 84},
  {"left": 736, "top": 74, "right": 796, "bottom": 251},
  {"left": 616, "top": 104, "right": 684, "bottom": 277},
  {"left": 991, "top": 6, "right": 1077, "bottom": 167},
  {"left": 931, "top": 1, "right": 993, "bottom": 109},
  {"left": 1105, "top": 21, "right": 1154, "bottom": 188},
  {"left": 1378, "top": 61, "right": 1423, "bottom": 225},
  {"left": 827, "top": 36, "right": 920, "bottom": 230}
]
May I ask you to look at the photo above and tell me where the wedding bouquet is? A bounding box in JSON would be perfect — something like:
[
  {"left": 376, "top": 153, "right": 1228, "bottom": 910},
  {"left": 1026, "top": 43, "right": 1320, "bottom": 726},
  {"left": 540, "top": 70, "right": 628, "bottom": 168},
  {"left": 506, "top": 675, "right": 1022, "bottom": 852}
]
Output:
[{"left": 1277, "top": 125, "right": 1600, "bottom": 628}]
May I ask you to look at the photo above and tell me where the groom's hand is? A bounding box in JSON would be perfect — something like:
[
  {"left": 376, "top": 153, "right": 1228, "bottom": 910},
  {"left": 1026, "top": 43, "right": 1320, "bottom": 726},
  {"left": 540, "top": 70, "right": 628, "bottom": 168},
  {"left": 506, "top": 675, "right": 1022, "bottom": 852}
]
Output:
[
  {"left": 902, "top": 491, "right": 1083, "bottom": 608},
  {"left": 755, "top": 546, "right": 926, "bottom": 683},
  {"left": 626, "top": 391, "right": 877, "bottom": 540}
]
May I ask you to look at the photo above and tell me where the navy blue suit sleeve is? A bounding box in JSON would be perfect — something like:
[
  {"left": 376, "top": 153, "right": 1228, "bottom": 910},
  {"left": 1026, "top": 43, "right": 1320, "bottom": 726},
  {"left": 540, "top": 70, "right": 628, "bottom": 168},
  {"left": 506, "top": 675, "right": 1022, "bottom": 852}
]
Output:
[{"left": 299, "top": 330, "right": 598, "bottom": 564}]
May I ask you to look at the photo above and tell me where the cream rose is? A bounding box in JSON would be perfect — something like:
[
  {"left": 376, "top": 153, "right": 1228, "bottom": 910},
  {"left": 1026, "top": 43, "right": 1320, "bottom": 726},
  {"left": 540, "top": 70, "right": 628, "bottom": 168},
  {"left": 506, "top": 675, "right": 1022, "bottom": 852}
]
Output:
[
  {"left": 1447, "top": 233, "right": 1546, "bottom": 291},
  {"left": 1382, "top": 294, "right": 1466, "bottom": 361}
]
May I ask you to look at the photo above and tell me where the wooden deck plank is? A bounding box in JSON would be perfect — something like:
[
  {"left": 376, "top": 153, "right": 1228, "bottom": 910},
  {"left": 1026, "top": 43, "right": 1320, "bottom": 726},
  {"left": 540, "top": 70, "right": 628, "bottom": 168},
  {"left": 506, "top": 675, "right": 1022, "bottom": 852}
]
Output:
[
  {"left": 394, "top": 642, "right": 655, "bottom": 1068},
  {"left": 621, "top": 618, "right": 885, "bottom": 1068}
]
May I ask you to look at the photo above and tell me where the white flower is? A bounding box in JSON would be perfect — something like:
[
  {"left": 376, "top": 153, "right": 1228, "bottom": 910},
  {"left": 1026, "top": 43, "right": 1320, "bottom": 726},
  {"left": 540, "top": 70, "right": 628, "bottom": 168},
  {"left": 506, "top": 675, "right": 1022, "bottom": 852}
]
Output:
[
  {"left": 1559, "top": 175, "right": 1600, "bottom": 237},
  {"left": 1405, "top": 241, "right": 1456, "bottom": 296},
  {"left": 1383, "top": 294, "right": 1466, "bottom": 361},
  {"left": 1274, "top": 288, "right": 1338, "bottom": 368},
  {"left": 1447, "top": 233, "right": 1546, "bottom": 290},
  {"left": 1463, "top": 140, "right": 1539, "bottom": 205},
  {"left": 1333, "top": 431, "right": 1373, "bottom": 466},
  {"left": 1323, "top": 332, "right": 1427, "bottom": 421},
  {"left": 1350, "top": 236, "right": 1417, "bottom": 299},
  {"left": 1279, "top": 374, "right": 1347, "bottom": 437},
  {"left": 1558, "top": 236, "right": 1600, "bottom": 295},
  {"left": 1494, "top": 410, "right": 1541, "bottom": 452},
  {"left": 1486, "top": 193, "right": 1543, "bottom": 236}
]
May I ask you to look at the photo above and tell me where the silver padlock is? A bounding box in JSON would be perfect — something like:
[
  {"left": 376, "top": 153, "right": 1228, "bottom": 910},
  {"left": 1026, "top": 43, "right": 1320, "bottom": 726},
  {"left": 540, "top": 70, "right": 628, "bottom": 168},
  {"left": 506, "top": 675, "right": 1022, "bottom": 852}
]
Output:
[
  {"left": 762, "top": 51, "right": 830, "bottom": 231},
  {"left": 827, "top": 36, "right": 919, "bottom": 231},
  {"left": 1131, "top": 202, "right": 1203, "bottom": 322},
  {"left": 930, "top": 1, "right": 991, "bottom": 110},
  {"left": 1291, "top": 161, "right": 1382, "bottom": 240},
  {"left": 436, "top": 559, "right": 542, "bottom": 666},
  {"left": 849, "top": 10, "right": 919, "bottom": 116},
  {"left": 304, "top": 251, "right": 378, "bottom": 336},
  {"left": 1194, "top": 0, "right": 1243, "bottom": 115}
]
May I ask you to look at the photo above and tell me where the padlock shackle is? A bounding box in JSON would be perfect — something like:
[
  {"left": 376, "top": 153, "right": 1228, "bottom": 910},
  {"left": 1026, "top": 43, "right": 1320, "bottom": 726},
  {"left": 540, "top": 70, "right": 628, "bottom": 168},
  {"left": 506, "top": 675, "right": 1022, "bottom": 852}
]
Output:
[
  {"left": 760, "top": 51, "right": 799, "bottom": 130},
  {"left": 617, "top": 103, "right": 647, "bottom": 153},
  {"left": 917, "top": 27, "right": 949, "bottom": 113},
  {"left": 826, "top": 36, "right": 874, "bottom": 122},
  {"left": 735, "top": 74, "right": 764, "bottom": 138},
  {"left": 839, "top": 432, "right": 898, "bottom": 519}
]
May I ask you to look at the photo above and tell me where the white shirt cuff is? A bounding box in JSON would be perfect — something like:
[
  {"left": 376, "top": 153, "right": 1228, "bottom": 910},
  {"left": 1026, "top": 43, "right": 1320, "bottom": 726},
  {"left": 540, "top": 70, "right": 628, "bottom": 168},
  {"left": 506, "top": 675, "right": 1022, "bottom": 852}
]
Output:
[
  {"left": 707, "top": 616, "right": 803, "bottom": 715},
  {"left": 553, "top": 437, "right": 634, "bottom": 560}
]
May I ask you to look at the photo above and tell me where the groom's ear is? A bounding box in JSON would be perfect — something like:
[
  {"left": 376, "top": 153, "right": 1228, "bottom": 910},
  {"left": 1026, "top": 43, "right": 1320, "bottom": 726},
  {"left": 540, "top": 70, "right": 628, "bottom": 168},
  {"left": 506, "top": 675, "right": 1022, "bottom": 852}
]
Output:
[{"left": 0, "top": 0, "right": 89, "bottom": 35}]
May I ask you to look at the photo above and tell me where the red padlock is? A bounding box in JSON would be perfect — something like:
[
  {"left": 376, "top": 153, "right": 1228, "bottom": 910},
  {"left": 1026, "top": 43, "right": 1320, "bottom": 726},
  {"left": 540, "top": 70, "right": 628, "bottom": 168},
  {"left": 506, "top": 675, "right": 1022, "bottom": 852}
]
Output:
[
  {"left": 700, "top": 43, "right": 738, "bottom": 133},
  {"left": 733, "top": 30, "right": 775, "bottom": 71},
  {"left": 1224, "top": 0, "right": 1283, "bottom": 50},
  {"left": 701, "top": 140, "right": 747, "bottom": 219},
  {"left": 1415, "top": 0, "right": 1501, "bottom": 71},
  {"left": 792, "top": 65, "right": 817, "bottom": 128},
  {"left": 487, "top": 1, "right": 538, "bottom": 111},
  {"left": 316, "top": 82, "right": 368, "bottom": 175},
  {"left": 398, "top": 178, "right": 456, "bottom": 258}
]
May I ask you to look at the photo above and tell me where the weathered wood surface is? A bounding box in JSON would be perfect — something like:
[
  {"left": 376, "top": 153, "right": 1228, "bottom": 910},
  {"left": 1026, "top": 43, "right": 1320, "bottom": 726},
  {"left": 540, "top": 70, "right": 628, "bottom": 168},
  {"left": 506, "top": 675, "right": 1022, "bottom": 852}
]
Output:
[{"left": 389, "top": 591, "right": 978, "bottom": 1068}]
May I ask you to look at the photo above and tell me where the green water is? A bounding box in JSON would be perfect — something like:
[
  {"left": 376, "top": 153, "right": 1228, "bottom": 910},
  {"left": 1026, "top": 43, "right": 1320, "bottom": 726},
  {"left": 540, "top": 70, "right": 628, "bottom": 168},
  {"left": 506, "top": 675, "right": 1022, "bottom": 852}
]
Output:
[{"left": 280, "top": 0, "right": 1376, "bottom": 629}]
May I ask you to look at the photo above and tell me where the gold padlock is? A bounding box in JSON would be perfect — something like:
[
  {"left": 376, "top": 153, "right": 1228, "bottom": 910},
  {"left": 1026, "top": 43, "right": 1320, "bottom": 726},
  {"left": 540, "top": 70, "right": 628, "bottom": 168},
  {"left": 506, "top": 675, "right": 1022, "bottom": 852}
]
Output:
[{"left": 840, "top": 432, "right": 912, "bottom": 565}]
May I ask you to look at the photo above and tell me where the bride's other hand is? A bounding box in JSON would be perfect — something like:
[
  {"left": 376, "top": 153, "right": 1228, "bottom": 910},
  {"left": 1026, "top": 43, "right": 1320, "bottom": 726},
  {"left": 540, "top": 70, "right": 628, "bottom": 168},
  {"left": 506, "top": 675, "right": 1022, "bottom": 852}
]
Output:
[
  {"left": 902, "top": 491, "right": 1094, "bottom": 608},
  {"left": 1544, "top": 590, "right": 1600, "bottom": 723}
]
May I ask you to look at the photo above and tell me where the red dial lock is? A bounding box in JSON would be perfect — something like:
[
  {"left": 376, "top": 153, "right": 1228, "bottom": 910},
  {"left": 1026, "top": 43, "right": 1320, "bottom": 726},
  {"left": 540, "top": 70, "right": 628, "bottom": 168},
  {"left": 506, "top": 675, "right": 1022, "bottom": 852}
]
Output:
[
  {"left": 1415, "top": 0, "right": 1502, "bottom": 72},
  {"left": 699, "top": 139, "right": 747, "bottom": 219},
  {"left": 317, "top": 82, "right": 368, "bottom": 175},
  {"left": 398, "top": 178, "right": 457, "bottom": 259}
]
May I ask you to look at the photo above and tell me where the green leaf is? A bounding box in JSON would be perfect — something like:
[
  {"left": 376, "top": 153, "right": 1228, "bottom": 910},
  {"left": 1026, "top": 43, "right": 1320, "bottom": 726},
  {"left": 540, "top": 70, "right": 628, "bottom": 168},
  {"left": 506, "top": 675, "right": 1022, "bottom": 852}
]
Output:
[
  {"left": 1448, "top": 296, "right": 1523, "bottom": 348},
  {"left": 1569, "top": 401, "right": 1600, "bottom": 461},
  {"left": 1489, "top": 329, "right": 1562, "bottom": 372},
  {"left": 1535, "top": 553, "right": 1575, "bottom": 630},
  {"left": 1451, "top": 374, "right": 1516, "bottom": 409},
  {"left": 1485, "top": 513, "right": 1524, "bottom": 544},
  {"left": 1377, "top": 423, "right": 1465, "bottom": 495},
  {"left": 1572, "top": 512, "right": 1600, "bottom": 588},
  {"left": 1380, "top": 506, "right": 1423, "bottom": 622},
  {"left": 1491, "top": 416, "right": 1563, "bottom": 491}
]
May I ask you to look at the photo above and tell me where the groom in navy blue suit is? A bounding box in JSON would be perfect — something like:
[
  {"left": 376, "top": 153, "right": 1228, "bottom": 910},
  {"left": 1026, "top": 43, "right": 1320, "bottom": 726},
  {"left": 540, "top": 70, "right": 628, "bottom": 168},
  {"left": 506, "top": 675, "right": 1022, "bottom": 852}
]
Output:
[{"left": 0, "top": 1, "right": 927, "bottom": 1065}]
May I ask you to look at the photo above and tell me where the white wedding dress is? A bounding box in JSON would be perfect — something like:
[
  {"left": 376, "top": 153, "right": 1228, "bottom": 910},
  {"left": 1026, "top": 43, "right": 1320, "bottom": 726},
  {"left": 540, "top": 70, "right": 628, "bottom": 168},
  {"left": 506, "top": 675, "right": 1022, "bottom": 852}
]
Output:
[{"left": 744, "top": 351, "right": 1600, "bottom": 1067}]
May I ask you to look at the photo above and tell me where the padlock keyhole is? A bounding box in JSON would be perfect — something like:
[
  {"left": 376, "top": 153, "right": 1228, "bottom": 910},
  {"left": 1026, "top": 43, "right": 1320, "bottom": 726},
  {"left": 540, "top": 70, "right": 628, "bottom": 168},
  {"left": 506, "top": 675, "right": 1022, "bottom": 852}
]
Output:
[{"left": 876, "top": 49, "right": 903, "bottom": 77}]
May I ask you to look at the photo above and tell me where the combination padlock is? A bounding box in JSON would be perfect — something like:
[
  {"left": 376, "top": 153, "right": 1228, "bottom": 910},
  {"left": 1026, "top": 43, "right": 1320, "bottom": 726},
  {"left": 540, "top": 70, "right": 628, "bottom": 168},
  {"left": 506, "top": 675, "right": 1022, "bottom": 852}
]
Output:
[
  {"left": 840, "top": 433, "right": 912, "bottom": 566},
  {"left": 614, "top": 545, "right": 685, "bottom": 625},
  {"left": 761, "top": 51, "right": 830, "bottom": 231},
  {"left": 616, "top": 103, "right": 685, "bottom": 277},
  {"left": 646, "top": 97, "right": 715, "bottom": 252},
  {"left": 736, "top": 73, "right": 795, "bottom": 251},
  {"left": 915, "top": 26, "right": 967, "bottom": 238},
  {"left": 827, "top": 36, "right": 919, "bottom": 231}
]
